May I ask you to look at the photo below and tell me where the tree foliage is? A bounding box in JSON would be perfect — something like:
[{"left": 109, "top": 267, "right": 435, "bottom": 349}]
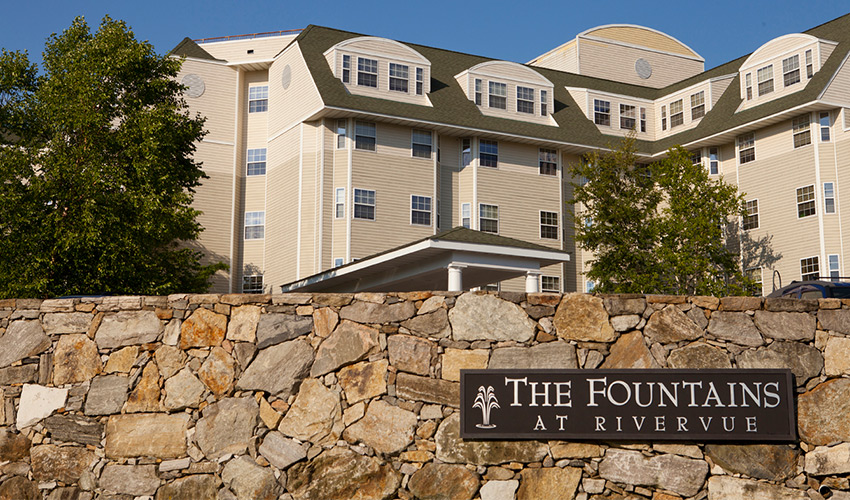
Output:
[
  {"left": 0, "top": 16, "right": 225, "bottom": 298},
  {"left": 570, "top": 136, "right": 753, "bottom": 296}
]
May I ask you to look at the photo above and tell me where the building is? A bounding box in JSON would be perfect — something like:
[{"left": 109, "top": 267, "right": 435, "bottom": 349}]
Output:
[{"left": 170, "top": 13, "right": 850, "bottom": 295}]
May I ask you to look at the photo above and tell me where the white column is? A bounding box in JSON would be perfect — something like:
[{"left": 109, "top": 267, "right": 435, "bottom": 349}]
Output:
[
  {"left": 525, "top": 271, "right": 542, "bottom": 293},
  {"left": 448, "top": 264, "right": 466, "bottom": 291}
]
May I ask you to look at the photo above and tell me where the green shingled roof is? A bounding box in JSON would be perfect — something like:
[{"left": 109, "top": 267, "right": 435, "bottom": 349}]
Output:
[{"left": 289, "top": 13, "right": 850, "bottom": 156}]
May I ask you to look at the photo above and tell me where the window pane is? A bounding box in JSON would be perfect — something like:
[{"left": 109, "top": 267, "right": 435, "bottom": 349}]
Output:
[{"left": 480, "top": 140, "right": 498, "bottom": 168}]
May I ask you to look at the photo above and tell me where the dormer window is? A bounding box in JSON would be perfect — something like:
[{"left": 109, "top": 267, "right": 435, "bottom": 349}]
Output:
[
  {"left": 541, "top": 90, "right": 548, "bottom": 116},
  {"left": 357, "top": 58, "right": 378, "bottom": 88},
  {"left": 416, "top": 68, "right": 424, "bottom": 95},
  {"left": 594, "top": 99, "right": 610, "bottom": 126},
  {"left": 342, "top": 55, "right": 351, "bottom": 83},
  {"left": 757, "top": 65, "right": 774, "bottom": 96},
  {"left": 619, "top": 104, "right": 636, "bottom": 130},
  {"left": 805, "top": 50, "right": 813, "bottom": 78},
  {"left": 690, "top": 91, "right": 705, "bottom": 120},
  {"left": 670, "top": 99, "right": 683, "bottom": 127},
  {"left": 745, "top": 73, "right": 753, "bottom": 100},
  {"left": 517, "top": 87, "right": 534, "bottom": 114},
  {"left": 389, "top": 63, "right": 409, "bottom": 92},
  {"left": 782, "top": 55, "right": 800, "bottom": 87},
  {"left": 474, "top": 79, "right": 483, "bottom": 105},
  {"left": 489, "top": 82, "right": 507, "bottom": 109}
]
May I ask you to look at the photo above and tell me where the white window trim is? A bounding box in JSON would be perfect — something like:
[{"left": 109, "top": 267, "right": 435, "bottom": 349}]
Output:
[
  {"left": 389, "top": 62, "right": 410, "bottom": 93},
  {"left": 353, "top": 188, "right": 376, "bottom": 221},
  {"left": 539, "top": 210, "right": 559, "bottom": 241},
  {"left": 248, "top": 85, "right": 269, "bottom": 113},
  {"left": 244, "top": 211, "right": 265, "bottom": 240},
  {"left": 246, "top": 148, "right": 267, "bottom": 176},
  {"left": 800, "top": 255, "right": 820, "bottom": 280},
  {"left": 516, "top": 86, "right": 535, "bottom": 115},
  {"left": 538, "top": 148, "right": 558, "bottom": 176},
  {"left": 333, "top": 258, "right": 344, "bottom": 268},
  {"left": 354, "top": 121, "right": 377, "bottom": 152},
  {"left": 824, "top": 182, "right": 837, "bottom": 215},
  {"left": 737, "top": 133, "right": 756, "bottom": 166},
  {"left": 410, "top": 195, "right": 432, "bottom": 227},
  {"left": 829, "top": 254, "right": 841, "bottom": 278},
  {"left": 411, "top": 129, "right": 432, "bottom": 159},
  {"left": 335, "top": 187, "right": 345, "bottom": 219},
  {"left": 541, "top": 275, "right": 561, "bottom": 293},
  {"left": 356, "top": 57, "right": 379, "bottom": 88},
  {"left": 479, "top": 139, "right": 498, "bottom": 169},
  {"left": 792, "top": 115, "right": 812, "bottom": 149},
  {"left": 460, "top": 202, "right": 471, "bottom": 229},
  {"left": 241, "top": 274, "right": 264, "bottom": 294},
  {"left": 479, "top": 203, "right": 500, "bottom": 234},
  {"left": 819, "top": 111, "right": 832, "bottom": 142},
  {"left": 796, "top": 184, "right": 817, "bottom": 219},
  {"left": 743, "top": 198, "right": 759, "bottom": 231}
]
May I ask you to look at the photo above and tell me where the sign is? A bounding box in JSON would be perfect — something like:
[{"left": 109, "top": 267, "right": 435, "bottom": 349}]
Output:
[{"left": 460, "top": 369, "right": 796, "bottom": 441}]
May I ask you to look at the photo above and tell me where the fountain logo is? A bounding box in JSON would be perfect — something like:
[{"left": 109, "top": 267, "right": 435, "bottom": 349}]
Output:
[{"left": 472, "top": 385, "right": 500, "bottom": 429}]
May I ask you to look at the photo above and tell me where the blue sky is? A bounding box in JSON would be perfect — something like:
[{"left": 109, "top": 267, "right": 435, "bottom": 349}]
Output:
[{"left": 1, "top": 0, "right": 848, "bottom": 71}]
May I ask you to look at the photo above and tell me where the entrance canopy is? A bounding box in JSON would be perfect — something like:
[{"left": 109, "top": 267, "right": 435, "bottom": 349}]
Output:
[{"left": 279, "top": 227, "right": 570, "bottom": 293}]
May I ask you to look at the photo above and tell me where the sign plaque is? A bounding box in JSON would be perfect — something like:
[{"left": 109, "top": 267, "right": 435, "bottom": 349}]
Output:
[{"left": 460, "top": 369, "right": 796, "bottom": 441}]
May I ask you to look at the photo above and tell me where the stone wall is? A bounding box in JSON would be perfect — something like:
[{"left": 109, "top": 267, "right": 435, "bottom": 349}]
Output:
[{"left": 0, "top": 292, "right": 849, "bottom": 500}]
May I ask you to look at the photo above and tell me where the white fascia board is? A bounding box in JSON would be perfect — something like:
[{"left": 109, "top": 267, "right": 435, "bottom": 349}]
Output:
[
  {"left": 429, "top": 240, "right": 570, "bottom": 262},
  {"left": 174, "top": 56, "right": 229, "bottom": 66}
]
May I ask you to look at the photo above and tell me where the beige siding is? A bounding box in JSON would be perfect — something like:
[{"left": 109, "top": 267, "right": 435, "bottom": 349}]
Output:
[
  {"left": 321, "top": 120, "right": 335, "bottom": 271},
  {"left": 297, "top": 121, "right": 320, "bottom": 279},
  {"left": 350, "top": 122, "right": 436, "bottom": 258},
  {"left": 746, "top": 36, "right": 815, "bottom": 65},
  {"left": 654, "top": 83, "right": 711, "bottom": 138},
  {"left": 836, "top": 138, "right": 850, "bottom": 277},
  {"left": 578, "top": 39, "right": 703, "bottom": 88},
  {"left": 264, "top": 126, "right": 301, "bottom": 290},
  {"left": 529, "top": 41, "right": 578, "bottom": 73},
  {"left": 178, "top": 59, "right": 237, "bottom": 144},
  {"left": 821, "top": 55, "right": 850, "bottom": 106},
  {"left": 200, "top": 35, "right": 296, "bottom": 63},
  {"left": 191, "top": 141, "right": 234, "bottom": 293},
  {"left": 331, "top": 118, "right": 350, "bottom": 265},
  {"left": 821, "top": 41, "right": 838, "bottom": 65},
  {"left": 472, "top": 62, "right": 551, "bottom": 84},
  {"left": 340, "top": 38, "right": 429, "bottom": 63},
  {"left": 710, "top": 76, "right": 735, "bottom": 107},
  {"left": 585, "top": 27, "right": 698, "bottom": 57},
  {"left": 567, "top": 89, "right": 588, "bottom": 116},
  {"left": 586, "top": 92, "right": 655, "bottom": 140},
  {"left": 739, "top": 41, "right": 819, "bottom": 111},
  {"left": 268, "top": 42, "right": 324, "bottom": 137}
]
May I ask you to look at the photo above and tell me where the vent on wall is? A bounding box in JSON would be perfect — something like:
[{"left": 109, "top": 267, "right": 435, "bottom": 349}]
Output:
[
  {"left": 247, "top": 49, "right": 254, "bottom": 54},
  {"left": 181, "top": 74, "right": 205, "bottom": 98}
]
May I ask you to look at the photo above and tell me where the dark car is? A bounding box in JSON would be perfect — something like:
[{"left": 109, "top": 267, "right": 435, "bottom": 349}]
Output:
[{"left": 767, "top": 279, "right": 850, "bottom": 299}]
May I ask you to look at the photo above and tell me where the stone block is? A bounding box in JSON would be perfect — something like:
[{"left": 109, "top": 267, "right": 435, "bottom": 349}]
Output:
[
  {"left": 401, "top": 309, "right": 449, "bottom": 336},
  {"left": 42, "top": 312, "right": 92, "bottom": 334},
  {"left": 104, "top": 346, "right": 139, "bottom": 374},
  {"left": 479, "top": 480, "right": 518, "bottom": 500},
  {"left": 707, "top": 476, "right": 807, "bottom": 499},
  {"left": 753, "top": 311, "right": 816, "bottom": 341},
  {"left": 601, "top": 331, "right": 658, "bottom": 369},
  {"left": 154, "top": 474, "right": 217, "bottom": 500},
  {"left": 180, "top": 308, "right": 226, "bottom": 349},
  {"left": 17, "top": 384, "right": 67, "bottom": 430},
  {"left": 408, "top": 463, "right": 479, "bottom": 500},
  {"left": 310, "top": 320, "right": 379, "bottom": 377},
  {"left": 737, "top": 341, "right": 823, "bottom": 385},
  {"left": 825, "top": 336, "right": 850, "bottom": 376},
  {"left": 489, "top": 342, "right": 577, "bottom": 369},
  {"left": 84, "top": 375, "right": 128, "bottom": 416},
  {"left": 553, "top": 293, "right": 615, "bottom": 342},
  {"left": 197, "top": 346, "right": 235, "bottom": 396},
  {"left": 226, "top": 305, "right": 260, "bottom": 342},
  {"left": 344, "top": 400, "right": 417, "bottom": 454},
  {"left": 451, "top": 293, "right": 535, "bottom": 342},
  {"left": 705, "top": 443, "right": 800, "bottom": 480},
  {"left": 719, "top": 296, "right": 762, "bottom": 311},
  {"left": 442, "top": 348, "right": 489, "bottom": 381},
  {"left": 339, "top": 300, "right": 416, "bottom": 324},
  {"left": 287, "top": 448, "right": 401, "bottom": 500},
  {"left": 95, "top": 311, "right": 161, "bottom": 349},
  {"left": 798, "top": 378, "right": 850, "bottom": 445},
  {"left": 396, "top": 372, "right": 459, "bottom": 407},
  {"left": 30, "top": 444, "right": 95, "bottom": 484},
  {"left": 0, "top": 364, "right": 39, "bottom": 385},
  {"left": 0, "top": 430, "right": 31, "bottom": 461},
  {"left": 164, "top": 368, "right": 205, "bottom": 410},
  {"left": 707, "top": 311, "right": 764, "bottom": 346},
  {"left": 256, "top": 313, "right": 313, "bottom": 349},
  {"left": 0, "top": 321, "right": 51, "bottom": 368},
  {"left": 667, "top": 342, "right": 731, "bottom": 369},
  {"left": 278, "top": 379, "right": 342, "bottom": 445},
  {"left": 194, "top": 397, "right": 258, "bottom": 459},
  {"left": 313, "top": 307, "right": 339, "bottom": 337},
  {"left": 236, "top": 339, "right": 314, "bottom": 398},
  {"left": 643, "top": 305, "right": 703, "bottom": 344},
  {"left": 98, "top": 464, "right": 160, "bottom": 496},
  {"left": 436, "top": 413, "right": 548, "bottom": 465},
  {"left": 818, "top": 309, "right": 850, "bottom": 334},
  {"left": 338, "top": 359, "right": 388, "bottom": 403},
  {"left": 222, "top": 455, "right": 281, "bottom": 500},
  {"left": 105, "top": 413, "right": 189, "bottom": 458},
  {"left": 259, "top": 431, "right": 306, "bottom": 470},
  {"left": 598, "top": 448, "right": 708, "bottom": 497},
  {"left": 517, "top": 467, "right": 581, "bottom": 500},
  {"left": 43, "top": 414, "right": 103, "bottom": 446},
  {"left": 53, "top": 334, "right": 102, "bottom": 385},
  {"left": 387, "top": 334, "right": 435, "bottom": 376}
]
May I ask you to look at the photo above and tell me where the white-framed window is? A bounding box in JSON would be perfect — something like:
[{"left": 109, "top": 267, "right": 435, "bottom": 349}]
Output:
[
  {"left": 479, "top": 204, "right": 499, "bottom": 233},
  {"left": 336, "top": 119, "right": 347, "bottom": 149},
  {"left": 640, "top": 107, "right": 647, "bottom": 133},
  {"left": 541, "top": 276, "right": 560, "bottom": 293},
  {"left": 540, "top": 211, "right": 559, "bottom": 240},
  {"left": 829, "top": 254, "right": 841, "bottom": 279},
  {"left": 248, "top": 85, "right": 268, "bottom": 113},
  {"left": 691, "top": 150, "right": 702, "bottom": 166},
  {"left": 436, "top": 199, "right": 441, "bottom": 228},
  {"left": 357, "top": 57, "right": 378, "bottom": 88},
  {"left": 690, "top": 91, "right": 705, "bottom": 120},
  {"left": 517, "top": 86, "right": 534, "bottom": 114},
  {"left": 745, "top": 73, "right": 753, "bottom": 100},
  {"left": 540, "top": 90, "right": 548, "bottom": 116},
  {"left": 783, "top": 55, "right": 801, "bottom": 87},
  {"left": 738, "top": 133, "right": 755, "bottom": 164},
  {"left": 245, "top": 211, "right": 265, "bottom": 240},
  {"left": 586, "top": 280, "right": 595, "bottom": 293},
  {"left": 824, "top": 182, "right": 836, "bottom": 214},
  {"left": 416, "top": 68, "right": 424, "bottom": 95},
  {"left": 539, "top": 148, "right": 557, "bottom": 176},
  {"left": 412, "top": 130, "right": 432, "bottom": 158},
  {"left": 797, "top": 185, "right": 816, "bottom": 218},
  {"left": 661, "top": 105, "right": 667, "bottom": 130},
  {"left": 461, "top": 203, "right": 471, "bottom": 228},
  {"left": 793, "top": 115, "right": 811, "bottom": 148},
  {"left": 242, "top": 275, "right": 264, "bottom": 294},
  {"left": 342, "top": 55, "right": 351, "bottom": 84},
  {"left": 820, "top": 112, "right": 831, "bottom": 142},
  {"left": 482, "top": 283, "right": 500, "bottom": 292},
  {"left": 489, "top": 81, "right": 507, "bottom": 109},
  {"left": 355, "top": 121, "right": 376, "bottom": 151},
  {"left": 246, "top": 148, "right": 267, "bottom": 176},
  {"left": 480, "top": 140, "right": 498, "bottom": 168},
  {"left": 669, "top": 99, "right": 684, "bottom": 127},
  {"left": 801, "top": 256, "right": 819, "bottom": 280},
  {"left": 411, "top": 195, "right": 431, "bottom": 226},
  {"left": 743, "top": 199, "right": 759, "bottom": 230},
  {"left": 335, "top": 187, "right": 345, "bottom": 219},
  {"left": 594, "top": 99, "right": 610, "bottom": 126},
  {"left": 806, "top": 49, "right": 814, "bottom": 78},
  {"left": 757, "top": 65, "right": 774, "bottom": 96},
  {"left": 746, "top": 268, "right": 763, "bottom": 296},
  {"left": 389, "top": 63, "right": 409, "bottom": 92},
  {"left": 619, "top": 104, "right": 636, "bottom": 130},
  {"left": 709, "top": 147, "right": 719, "bottom": 175},
  {"left": 334, "top": 258, "right": 344, "bottom": 267},
  {"left": 474, "top": 79, "right": 483, "bottom": 105},
  {"left": 461, "top": 139, "right": 471, "bottom": 168},
  {"left": 353, "top": 188, "right": 376, "bottom": 220}
]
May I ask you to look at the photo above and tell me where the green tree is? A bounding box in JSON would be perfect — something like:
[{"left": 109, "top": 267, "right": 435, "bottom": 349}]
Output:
[
  {"left": 0, "top": 16, "right": 225, "bottom": 298},
  {"left": 570, "top": 136, "right": 751, "bottom": 296}
]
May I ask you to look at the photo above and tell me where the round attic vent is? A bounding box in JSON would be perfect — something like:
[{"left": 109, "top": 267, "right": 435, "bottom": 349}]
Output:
[
  {"left": 281, "top": 65, "right": 292, "bottom": 90},
  {"left": 635, "top": 58, "right": 652, "bottom": 80},
  {"left": 181, "top": 74, "right": 205, "bottom": 98}
]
